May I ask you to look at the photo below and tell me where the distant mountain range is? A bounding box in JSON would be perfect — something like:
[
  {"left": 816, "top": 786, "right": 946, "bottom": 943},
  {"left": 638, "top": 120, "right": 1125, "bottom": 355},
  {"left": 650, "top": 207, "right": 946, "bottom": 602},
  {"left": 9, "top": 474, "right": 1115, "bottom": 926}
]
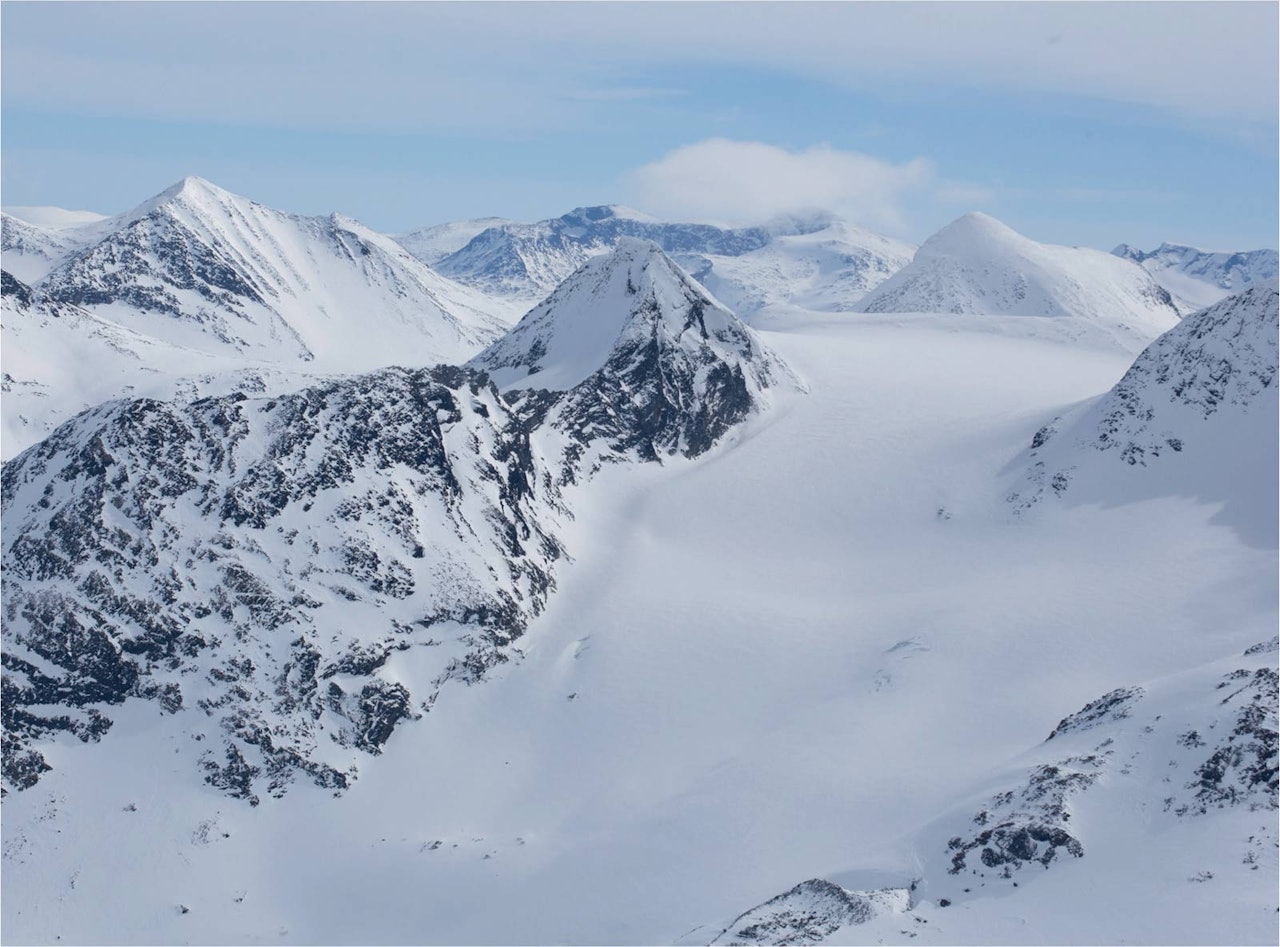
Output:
[
  {"left": 404, "top": 204, "right": 915, "bottom": 315},
  {"left": 1114, "top": 242, "right": 1279, "bottom": 311}
]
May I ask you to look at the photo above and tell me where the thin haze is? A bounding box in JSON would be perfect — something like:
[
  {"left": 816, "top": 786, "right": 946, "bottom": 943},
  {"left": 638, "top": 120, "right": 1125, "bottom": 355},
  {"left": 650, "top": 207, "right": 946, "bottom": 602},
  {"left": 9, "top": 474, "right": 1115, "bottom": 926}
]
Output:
[{"left": 2, "top": 1, "right": 1276, "bottom": 250}]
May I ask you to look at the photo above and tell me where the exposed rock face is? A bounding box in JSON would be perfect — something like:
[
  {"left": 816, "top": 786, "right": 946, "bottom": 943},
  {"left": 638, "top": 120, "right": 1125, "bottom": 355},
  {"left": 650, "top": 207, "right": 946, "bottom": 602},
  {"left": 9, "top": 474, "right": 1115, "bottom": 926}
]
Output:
[{"left": 1, "top": 366, "right": 564, "bottom": 801}]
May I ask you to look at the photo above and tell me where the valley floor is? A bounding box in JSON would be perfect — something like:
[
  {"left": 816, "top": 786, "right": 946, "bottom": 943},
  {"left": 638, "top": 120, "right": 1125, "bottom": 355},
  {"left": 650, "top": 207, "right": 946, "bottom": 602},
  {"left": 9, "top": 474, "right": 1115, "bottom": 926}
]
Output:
[{"left": 3, "top": 309, "right": 1275, "bottom": 945}]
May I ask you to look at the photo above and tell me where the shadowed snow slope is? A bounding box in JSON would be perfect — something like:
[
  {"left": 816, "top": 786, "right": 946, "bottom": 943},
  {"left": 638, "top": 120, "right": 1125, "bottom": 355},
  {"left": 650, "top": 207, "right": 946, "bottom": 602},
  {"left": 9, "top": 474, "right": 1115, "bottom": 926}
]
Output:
[{"left": 857, "top": 212, "right": 1181, "bottom": 334}]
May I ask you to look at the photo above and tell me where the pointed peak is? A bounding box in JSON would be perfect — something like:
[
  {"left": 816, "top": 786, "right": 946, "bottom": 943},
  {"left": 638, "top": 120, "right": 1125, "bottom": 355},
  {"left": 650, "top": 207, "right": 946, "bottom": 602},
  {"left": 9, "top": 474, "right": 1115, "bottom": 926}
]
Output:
[
  {"left": 157, "top": 175, "right": 235, "bottom": 203},
  {"left": 916, "top": 212, "right": 1029, "bottom": 258}
]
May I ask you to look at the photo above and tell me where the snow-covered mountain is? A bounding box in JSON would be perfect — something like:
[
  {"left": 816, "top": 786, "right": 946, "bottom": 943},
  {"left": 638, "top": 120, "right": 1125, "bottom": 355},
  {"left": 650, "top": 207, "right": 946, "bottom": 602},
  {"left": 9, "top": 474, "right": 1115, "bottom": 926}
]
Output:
[
  {"left": 2, "top": 178, "right": 530, "bottom": 458},
  {"left": 425, "top": 205, "right": 912, "bottom": 315},
  {"left": 856, "top": 212, "right": 1182, "bottom": 335},
  {"left": 3, "top": 274, "right": 1273, "bottom": 945},
  {"left": 35, "top": 177, "right": 513, "bottom": 369},
  {"left": 470, "top": 238, "right": 797, "bottom": 466},
  {"left": 682, "top": 218, "right": 915, "bottom": 316},
  {"left": 1, "top": 238, "right": 794, "bottom": 801},
  {"left": 1, "top": 181, "right": 1275, "bottom": 947},
  {"left": 1011, "top": 281, "right": 1279, "bottom": 542},
  {"left": 1114, "top": 241, "right": 1279, "bottom": 311}
]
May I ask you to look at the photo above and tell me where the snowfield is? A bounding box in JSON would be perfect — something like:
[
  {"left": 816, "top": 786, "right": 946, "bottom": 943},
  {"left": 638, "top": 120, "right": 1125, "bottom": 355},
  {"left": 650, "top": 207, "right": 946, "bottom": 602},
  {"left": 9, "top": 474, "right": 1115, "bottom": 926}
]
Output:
[{"left": 3, "top": 282, "right": 1274, "bottom": 945}]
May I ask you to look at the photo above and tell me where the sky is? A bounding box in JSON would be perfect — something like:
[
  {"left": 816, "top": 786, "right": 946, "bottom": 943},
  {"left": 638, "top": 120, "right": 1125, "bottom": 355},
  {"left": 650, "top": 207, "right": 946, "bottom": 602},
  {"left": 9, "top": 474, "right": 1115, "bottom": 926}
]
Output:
[{"left": 1, "top": 1, "right": 1277, "bottom": 252}]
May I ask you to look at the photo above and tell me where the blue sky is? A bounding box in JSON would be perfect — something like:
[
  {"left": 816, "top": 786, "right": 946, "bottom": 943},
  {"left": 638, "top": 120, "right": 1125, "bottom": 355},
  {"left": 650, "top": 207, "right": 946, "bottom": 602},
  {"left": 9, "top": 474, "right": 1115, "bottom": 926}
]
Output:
[{"left": 2, "top": 2, "right": 1276, "bottom": 251}]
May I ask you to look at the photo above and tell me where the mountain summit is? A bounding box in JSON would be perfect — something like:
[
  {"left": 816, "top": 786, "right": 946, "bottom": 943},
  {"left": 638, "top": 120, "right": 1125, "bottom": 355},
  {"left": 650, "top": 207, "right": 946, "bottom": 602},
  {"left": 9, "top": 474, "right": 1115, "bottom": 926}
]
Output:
[
  {"left": 856, "top": 212, "right": 1181, "bottom": 333},
  {"left": 471, "top": 238, "right": 797, "bottom": 461}
]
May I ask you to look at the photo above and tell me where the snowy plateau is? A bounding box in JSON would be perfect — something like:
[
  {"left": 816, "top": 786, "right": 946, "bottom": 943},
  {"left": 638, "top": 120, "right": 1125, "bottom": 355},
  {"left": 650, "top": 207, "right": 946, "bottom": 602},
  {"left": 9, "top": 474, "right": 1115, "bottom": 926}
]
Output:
[{"left": 0, "top": 179, "right": 1277, "bottom": 947}]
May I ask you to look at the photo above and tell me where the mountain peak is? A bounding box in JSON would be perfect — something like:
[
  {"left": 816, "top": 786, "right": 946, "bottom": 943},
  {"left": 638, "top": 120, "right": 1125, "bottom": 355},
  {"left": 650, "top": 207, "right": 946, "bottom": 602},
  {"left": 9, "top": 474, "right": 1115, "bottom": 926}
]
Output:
[
  {"left": 857, "top": 213, "right": 1180, "bottom": 328},
  {"left": 471, "top": 240, "right": 797, "bottom": 460},
  {"left": 469, "top": 239, "right": 713, "bottom": 392},
  {"left": 921, "top": 211, "right": 1024, "bottom": 255}
]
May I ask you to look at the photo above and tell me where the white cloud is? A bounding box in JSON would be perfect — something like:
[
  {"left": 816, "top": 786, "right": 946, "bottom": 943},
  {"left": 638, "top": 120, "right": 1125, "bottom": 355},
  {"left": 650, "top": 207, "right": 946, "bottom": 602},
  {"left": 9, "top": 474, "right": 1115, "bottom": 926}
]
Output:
[{"left": 626, "top": 139, "right": 941, "bottom": 234}]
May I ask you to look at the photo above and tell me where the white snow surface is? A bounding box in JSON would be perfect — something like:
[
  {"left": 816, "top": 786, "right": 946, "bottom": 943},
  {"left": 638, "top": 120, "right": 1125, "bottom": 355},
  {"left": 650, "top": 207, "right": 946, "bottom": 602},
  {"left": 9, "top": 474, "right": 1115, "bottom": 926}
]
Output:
[
  {"left": 3, "top": 292, "right": 1275, "bottom": 946},
  {"left": 1, "top": 212, "right": 93, "bottom": 283},
  {"left": 857, "top": 212, "right": 1182, "bottom": 338}
]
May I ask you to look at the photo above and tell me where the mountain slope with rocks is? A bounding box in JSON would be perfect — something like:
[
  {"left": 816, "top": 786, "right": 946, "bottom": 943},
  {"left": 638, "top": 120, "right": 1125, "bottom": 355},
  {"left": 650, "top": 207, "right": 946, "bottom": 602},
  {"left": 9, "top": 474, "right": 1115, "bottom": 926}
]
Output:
[
  {"left": 702, "top": 640, "right": 1277, "bottom": 946},
  {"left": 470, "top": 238, "right": 798, "bottom": 466},
  {"left": 1, "top": 238, "right": 796, "bottom": 803},
  {"left": 1010, "top": 282, "right": 1279, "bottom": 543}
]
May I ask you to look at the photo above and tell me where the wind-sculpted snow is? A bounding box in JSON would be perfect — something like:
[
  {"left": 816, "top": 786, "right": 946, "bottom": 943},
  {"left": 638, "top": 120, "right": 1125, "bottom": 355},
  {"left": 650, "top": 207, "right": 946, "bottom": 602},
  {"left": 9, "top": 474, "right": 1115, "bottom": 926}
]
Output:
[
  {"left": 856, "top": 212, "right": 1180, "bottom": 334},
  {"left": 470, "top": 239, "right": 798, "bottom": 467},
  {"left": 1, "top": 366, "right": 566, "bottom": 800}
]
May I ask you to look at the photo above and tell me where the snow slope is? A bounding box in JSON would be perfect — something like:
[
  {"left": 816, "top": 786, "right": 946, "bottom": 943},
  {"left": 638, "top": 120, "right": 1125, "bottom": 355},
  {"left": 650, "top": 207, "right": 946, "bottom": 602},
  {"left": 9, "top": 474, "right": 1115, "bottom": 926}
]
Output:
[
  {"left": 1, "top": 270, "right": 324, "bottom": 459},
  {"left": 857, "top": 212, "right": 1182, "bottom": 337},
  {"left": 3, "top": 301, "right": 1272, "bottom": 945},
  {"left": 1115, "top": 241, "right": 1279, "bottom": 311},
  {"left": 678, "top": 219, "right": 915, "bottom": 315}
]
